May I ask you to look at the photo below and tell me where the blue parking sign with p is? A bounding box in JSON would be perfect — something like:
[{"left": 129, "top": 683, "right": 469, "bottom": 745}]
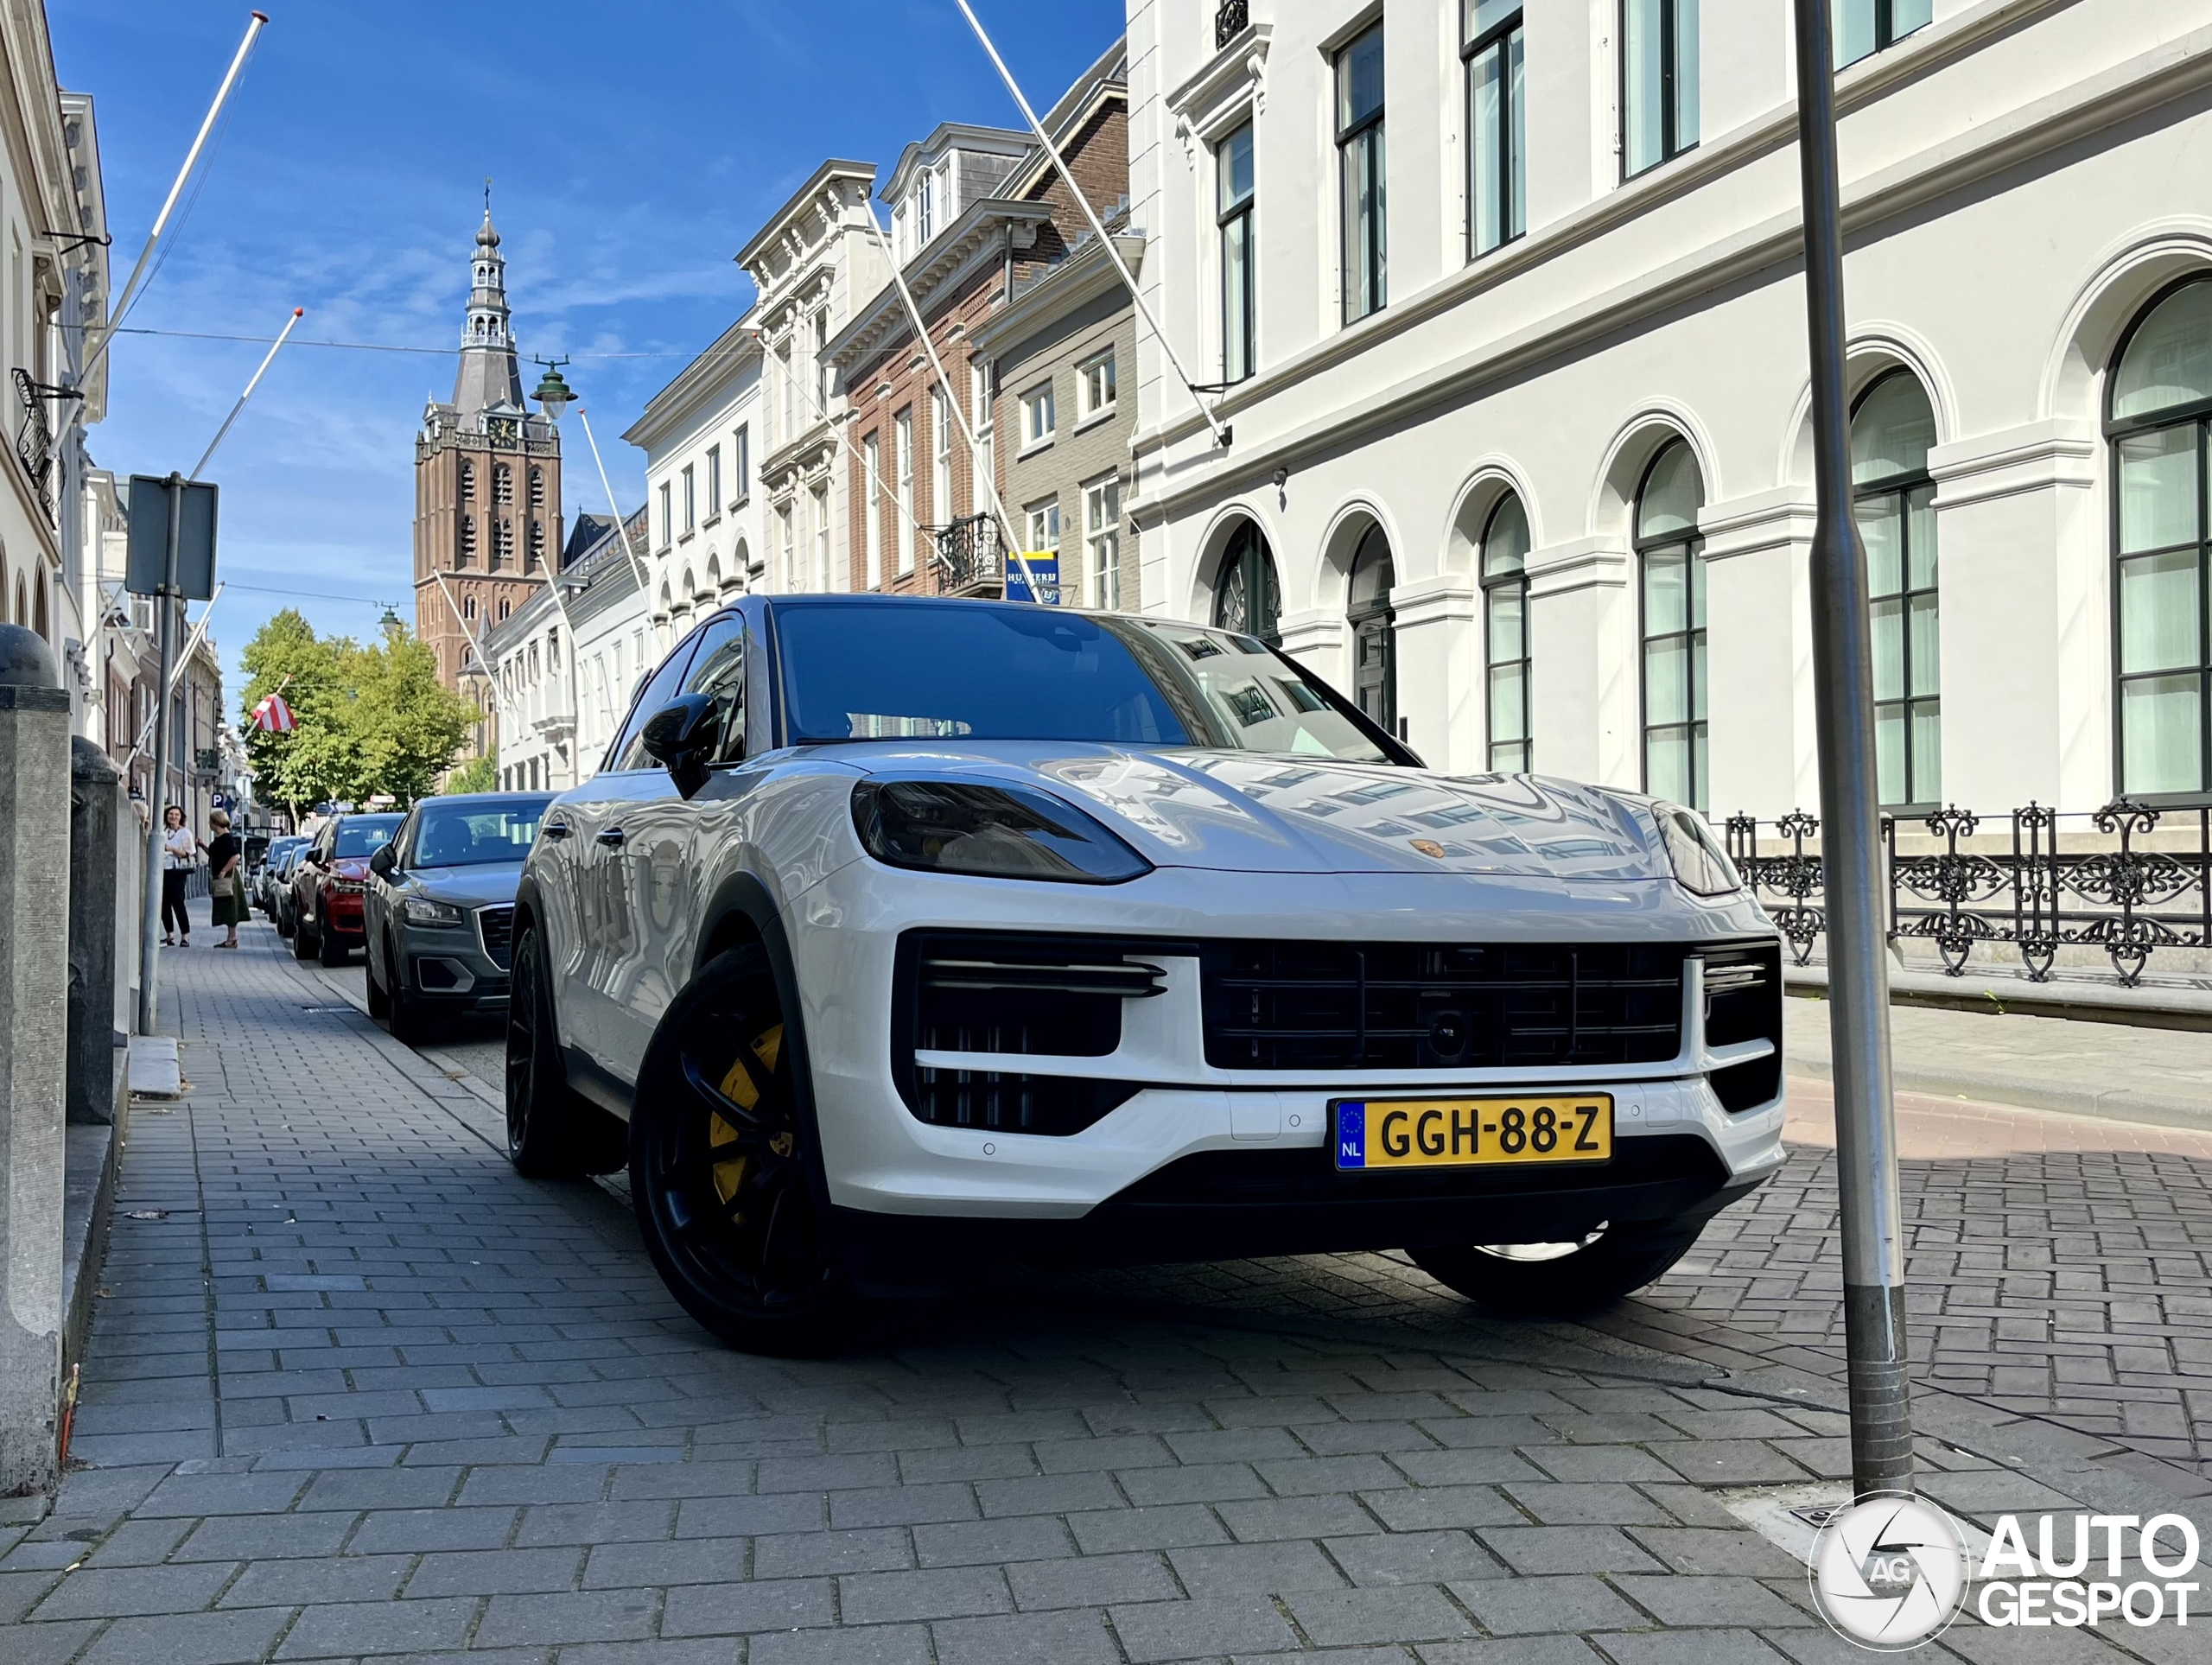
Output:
[{"left": 1337, "top": 1103, "right": 1365, "bottom": 1169}]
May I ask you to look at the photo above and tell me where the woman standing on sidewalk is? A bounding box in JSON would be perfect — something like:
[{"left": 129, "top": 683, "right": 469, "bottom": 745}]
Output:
[
  {"left": 160, "top": 804, "right": 197, "bottom": 947},
  {"left": 207, "top": 809, "right": 245, "bottom": 950}
]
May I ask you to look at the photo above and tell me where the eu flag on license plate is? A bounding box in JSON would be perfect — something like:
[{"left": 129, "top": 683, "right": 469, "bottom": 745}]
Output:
[{"left": 1337, "top": 1103, "right": 1365, "bottom": 1169}]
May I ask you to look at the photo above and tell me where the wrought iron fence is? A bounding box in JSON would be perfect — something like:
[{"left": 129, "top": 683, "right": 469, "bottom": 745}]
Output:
[
  {"left": 1722, "top": 802, "right": 2212, "bottom": 989},
  {"left": 13, "top": 367, "right": 52, "bottom": 522},
  {"left": 934, "top": 513, "right": 1002, "bottom": 593},
  {"left": 1216, "top": 1, "right": 1250, "bottom": 50}
]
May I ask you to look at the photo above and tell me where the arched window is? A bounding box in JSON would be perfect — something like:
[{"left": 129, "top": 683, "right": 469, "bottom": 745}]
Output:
[
  {"left": 1211, "top": 520, "right": 1281, "bottom": 646},
  {"left": 1851, "top": 370, "right": 1941, "bottom": 807},
  {"left": 1637, "top": 440, "right": 1707, "bottom": 809},
  {"left": 499, "top": 598, "right": 512, "bottom": 621},
  {"left": 2110, "top": 277, "right": 2212, "bottom": 798},
  {"left": 463, "top": 594, "right": 477, "bottom": 621},
  {"left": 1347, "top": 523, "right": 1397, "bottom": 734},
  {"left": 493, "top": 464, "right": 512, "bottom": 505},
  {"left": 1482, "top": 493, "right": 1532, "bottom": 771},
  {"left": 32, "top": 566, "right": 47, "bottom": 639},
  {"left": 530, "top": 467, "right": 545, "bottom": 508},
  {"left": 460, "top": 459, "right": 474, "bottom": 501}
]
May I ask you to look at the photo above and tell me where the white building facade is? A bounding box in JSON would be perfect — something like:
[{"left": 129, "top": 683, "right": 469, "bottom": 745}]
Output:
[
  {"left": 1128, "top": 0, "right": 2212, "bottom": 821},
  {"left": 483, "top": 581, "right": 571, "bottom": 794},
  {"left": 623, "top": 319, "right": 765, "bottom": 651},
  {"left": 734, "top": 162, "right": 891, "bottom": 600},
  {"left": 565, "top": 508, "right": 649, "bottom": 773}
]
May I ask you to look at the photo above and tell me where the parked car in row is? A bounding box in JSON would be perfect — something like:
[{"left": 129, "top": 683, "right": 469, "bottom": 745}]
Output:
[
  {"left": 257, "top": 836, "right": 307, "bottom": 918},
  {"left": 363, "top": 791, "right": 552, "bottom": 1042},
  {"left": 289, "top": 811, "right": 404, "bottom": 966},
  {"left": 505, "top": 594, "right": 1786, "bottom": 1355}
]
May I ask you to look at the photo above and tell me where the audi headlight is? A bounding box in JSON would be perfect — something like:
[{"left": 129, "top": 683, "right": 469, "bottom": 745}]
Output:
[
  {"left": 1653, "top": 803, "right": 1743, "bottom": 896},
  {"left": 852, "top": 779, "right": 1152, "bottom": 885},
  {"left": 403, "top": 897, "right": 467, "bottom": 927}
]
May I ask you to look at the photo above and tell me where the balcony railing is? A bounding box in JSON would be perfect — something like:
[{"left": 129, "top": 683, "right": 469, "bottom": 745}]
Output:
[
  {"left": 934, "top": 513, "right": 1003, "bottom": 594},
  {"left": 14, "top": 367, "right": 53, "bottom": 524},
  {"left": 1722, "top": 801, "right": 2212, "bottom": 989},
  {"left": 1216, "top": 1, "right": 1249, "bottom": 49}
]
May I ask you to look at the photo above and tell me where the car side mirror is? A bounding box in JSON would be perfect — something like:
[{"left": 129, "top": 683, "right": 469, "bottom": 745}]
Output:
[
  {"left": 640, "top": 693, "right": 721, "bottom": 799},
  {"left": 369, "top": 845, "right": 397, "bottom": 877}
]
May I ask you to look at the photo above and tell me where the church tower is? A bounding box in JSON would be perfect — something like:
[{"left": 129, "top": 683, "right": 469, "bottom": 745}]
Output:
[{"left": 413, "top": 200, "right": 563, "bottom": 728}]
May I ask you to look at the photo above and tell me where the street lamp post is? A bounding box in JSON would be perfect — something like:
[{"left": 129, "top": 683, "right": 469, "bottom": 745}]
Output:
[{"left": 1790, "top": 0, "right": 1914, "bottom": 1495}]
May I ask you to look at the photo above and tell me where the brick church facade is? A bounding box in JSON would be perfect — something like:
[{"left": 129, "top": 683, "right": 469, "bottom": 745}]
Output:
[{"left": 412, "top": 206, "right": 563, "bottom": 752}]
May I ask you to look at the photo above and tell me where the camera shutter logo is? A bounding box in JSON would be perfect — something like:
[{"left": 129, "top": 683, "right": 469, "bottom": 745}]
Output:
[{"left": 1808, "top": 1493, "right": 1971, "bottom": 1649}]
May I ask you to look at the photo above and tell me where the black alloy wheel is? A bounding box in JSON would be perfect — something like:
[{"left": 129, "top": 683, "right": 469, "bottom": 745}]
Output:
[
  {"left": 1408, "top": 1218, "right": 1707, "bottom": 1317},
  {"left": 630, "top": 945, "right": 857, "bottom": 1355},
  {"left": 504, "top": 923, "right": 625, "bottom": 1178}
]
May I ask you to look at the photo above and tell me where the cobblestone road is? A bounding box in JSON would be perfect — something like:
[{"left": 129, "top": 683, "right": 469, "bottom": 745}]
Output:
[
  {"left": 324, "top": 963, "right": 2212, "bottom": 1490},
  {"left": 6, "top": 929, "right": 2203, "bottom": 1664}
]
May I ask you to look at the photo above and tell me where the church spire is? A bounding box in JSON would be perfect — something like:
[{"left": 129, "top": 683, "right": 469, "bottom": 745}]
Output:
[{"left": 452, "top": 184, "right": 526, "bottom": 416}]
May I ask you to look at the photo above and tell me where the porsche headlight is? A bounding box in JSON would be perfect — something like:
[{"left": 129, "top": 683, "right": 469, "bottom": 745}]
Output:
[
  {"left": 852, "top": 779, "right": 1152, "bottom": 885},
  {"left": 1653, "top": 803, "right": 1743, "bottom": 897},
  {"left": 403, "top": 897, "right": 467, "bottom": 927}
]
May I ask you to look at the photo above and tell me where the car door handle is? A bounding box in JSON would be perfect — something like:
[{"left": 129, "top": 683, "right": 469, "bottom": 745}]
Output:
[
  {"left": 595, "top": 827, "right": 627, "bottom": 848},
  {"left": 542, "top": 819, "right": 570, "bottom": 841}
]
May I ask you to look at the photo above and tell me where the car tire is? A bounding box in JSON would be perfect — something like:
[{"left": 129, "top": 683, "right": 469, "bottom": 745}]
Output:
[
  {"left": 292, "top": 909, "right": 319, "bottom": 960},
  {"left": 1408, "top": 1219, "right": 1707, "bottom": 1318},
  {"left": 317, "top": 924, "right": 349, "bottom": 967},
  {"left": 505, "top": 923, "right": 626, "bottom": 1179},
  {"left": 365, "top": 942, "right": 391, "bottom": 1019},
  {"left": 276, "top": 899, "right": 294, "bottom": 939},
  {"left": 387, "top": 956, "right": 432, "bottom": 1046},
  {"left": 629, "top": 944, "right": 863, "bottom": 1357}
]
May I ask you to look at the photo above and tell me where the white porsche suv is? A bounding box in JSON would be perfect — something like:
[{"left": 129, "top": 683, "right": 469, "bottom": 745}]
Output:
[{"left": 509, "top": 595, "right": 1786, "bottom": 1352}]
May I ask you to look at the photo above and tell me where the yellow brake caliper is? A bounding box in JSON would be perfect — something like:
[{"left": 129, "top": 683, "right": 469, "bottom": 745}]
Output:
[{"left": 711, "top": 1024, "right": 789, "bottom": 1211}]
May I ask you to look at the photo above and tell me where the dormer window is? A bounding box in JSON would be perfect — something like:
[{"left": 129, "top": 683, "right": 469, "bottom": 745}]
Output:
[{"left": 916, "top": 168, "right": 936, "bottom": 245}]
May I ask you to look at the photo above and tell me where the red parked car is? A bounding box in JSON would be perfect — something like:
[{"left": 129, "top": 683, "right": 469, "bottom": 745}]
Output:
[{"left": 290, "top": 812, "right": 404, "bottom": 966}]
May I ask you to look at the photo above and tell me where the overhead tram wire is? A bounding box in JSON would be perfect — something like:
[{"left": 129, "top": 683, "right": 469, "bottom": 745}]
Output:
[
  {"left": 112, "top": 327, "right": 721, "bottom": 361},
  {"left": 952, "top": 0, "right": 1230, "bottom": 451}
]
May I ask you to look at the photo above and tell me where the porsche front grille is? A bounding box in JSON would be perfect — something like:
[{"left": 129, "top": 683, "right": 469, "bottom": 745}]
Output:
[{"left": 1200, "top": 941, "right": 1685, "bottom": 1071}]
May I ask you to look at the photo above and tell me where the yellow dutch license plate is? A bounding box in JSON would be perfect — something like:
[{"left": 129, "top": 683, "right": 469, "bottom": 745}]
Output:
[{"left": 1333, "top": 1096, "right": 1612, "bottom": 1170}]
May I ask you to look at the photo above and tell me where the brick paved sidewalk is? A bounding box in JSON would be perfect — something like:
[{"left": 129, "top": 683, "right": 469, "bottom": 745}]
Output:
[{"left": 1, "top": 926, "right": 2200, "bottom": 1664}]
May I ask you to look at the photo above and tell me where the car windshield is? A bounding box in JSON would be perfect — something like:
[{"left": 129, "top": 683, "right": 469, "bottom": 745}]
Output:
[
  {"left": 774, "top": 602, "right": 1391, "bottom": 761},
  {"left": 332, "top": 815, "right": 403, "bottom": 857},
  {"left": 410, "top": 797, "right": 551, "bottom": 867}
]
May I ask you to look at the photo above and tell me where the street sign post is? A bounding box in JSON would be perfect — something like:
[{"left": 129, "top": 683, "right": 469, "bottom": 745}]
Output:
[
  {"left": 1790, "top": 0, "right": 1913, "bottom": 1493},
  {"left": 127, "top": 473, "right": 219, "bottom": 1036}
]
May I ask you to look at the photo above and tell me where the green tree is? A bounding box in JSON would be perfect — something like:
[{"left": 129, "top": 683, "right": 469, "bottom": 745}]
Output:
[
  {"left": 448, "top": 749, "right": 498, "bottom": 793},
  {"left": 240, "top": 611, "right": 478, "bottom": 817}
]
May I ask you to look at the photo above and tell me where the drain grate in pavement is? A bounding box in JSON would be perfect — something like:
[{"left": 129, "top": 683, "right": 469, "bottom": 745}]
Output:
[{"left": 297, "top": 1003, "right": 353, "bottom": 1014}]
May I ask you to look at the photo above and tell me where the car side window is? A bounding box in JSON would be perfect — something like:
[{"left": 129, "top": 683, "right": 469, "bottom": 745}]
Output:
[
  {"left": 679, "top": 615, "right": 746, "bottom": 764},
  {"left": 608, "top": 632, "right": 706, "bottom": 772}
]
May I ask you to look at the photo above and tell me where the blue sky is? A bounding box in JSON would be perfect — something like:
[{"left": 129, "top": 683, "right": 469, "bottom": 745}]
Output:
[{"left": 53, "top": 0, "right": 1124, "bottom": 703}]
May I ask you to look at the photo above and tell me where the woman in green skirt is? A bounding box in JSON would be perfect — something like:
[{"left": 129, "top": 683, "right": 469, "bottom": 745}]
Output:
[{"left": 206, "top": 809, "right": 246, "bottom": 949}]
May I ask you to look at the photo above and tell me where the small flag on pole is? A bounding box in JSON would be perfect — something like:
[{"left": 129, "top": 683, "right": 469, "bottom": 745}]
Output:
[{"left": 251, "top": 692, "right": 296, "bottom": 733}]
